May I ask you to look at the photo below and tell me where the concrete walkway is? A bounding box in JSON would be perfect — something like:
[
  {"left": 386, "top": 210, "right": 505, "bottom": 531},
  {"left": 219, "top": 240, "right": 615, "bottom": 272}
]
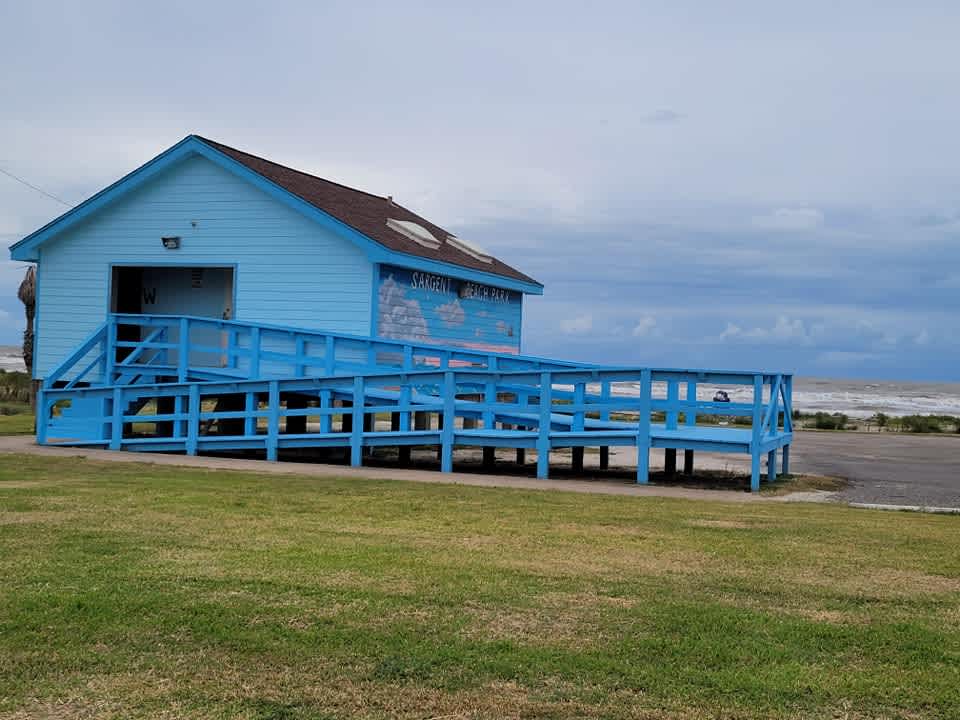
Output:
[{"left": 0, "top": 435, "right": 776, "bottom": 504}]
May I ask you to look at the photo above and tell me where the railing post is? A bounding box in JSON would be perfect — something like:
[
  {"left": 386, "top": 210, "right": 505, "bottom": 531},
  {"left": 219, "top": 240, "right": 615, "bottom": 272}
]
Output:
[
  {"left": 186, "top": 384, "right": 200, "bottom": 456},
  {"left": 782, "top": 375, "right": 793, "bottom": 475},
  {"left": 483, "top": 379, "right": 497, "bottom": 429},
  {"left": 599, "top": 379, "right": 610, "bottom": 470},
  {"left": 666, "top": 380, "right": 679, "bottom": 430},
  {"left": 750, "top": 374, "right": 763, "bottom": 492},
  {"left": 571, "top": 381, "right": 585, "bottom": 474},
  {"left": 295, "top": 336, "right": 306, "bottom": 377},
  {"left": 325, "top": 336, "right": 335, "bottom": 376},
  {"left": 685, "top": 380, "right": 697, "bottom": 427},
  {"left": 244, "top": 391, "right": 256, "bottom": 437},
  {"left": 174, "top": 394, "right": 184, "bottom": 439},
  {"left": 249, "top": 326, "right": 261, "bottom": 378},
  {"left": 36, "top": 390, "right": 48, "bottom": 445},
  {"left": 684, "top": 379, "right": 697, "bottom": 475},
  {"left": 178, "top": 318, "right": 189, "bottom": 382},
  {"left": 599, "top": 380, "right": 611, "bottom": 422},
  {"left": 105, "top": 319, "right": 117, "bottom": 384},
  {"left": 227, "top": 329, "right": 238, "bottom": 369},
  {"left": 350, "top": 376, "right": 364, "bottom": 467},
  {"left": 399, "top": 383, "right": 411, "bottom": 431},
  {"left": 441, "top": 371, "right": 456, "bottom": 472},
  {"left": 536, "top": 371, "right": 552, "bottom": 479},
  {"left": 266, "top": 380, "right": 280, "bottom": 461},
  {"left": 110, "top": 387, "right": 123, "bottom": 450},
  {"left": 637, "top": 369, "right": 652, "bottom": 483},
  {"left": 319, "top": 390, "right": 332, "bottom": 433},
  {"left": 784, "top": 375, "right": 793, "bottom": 432}
]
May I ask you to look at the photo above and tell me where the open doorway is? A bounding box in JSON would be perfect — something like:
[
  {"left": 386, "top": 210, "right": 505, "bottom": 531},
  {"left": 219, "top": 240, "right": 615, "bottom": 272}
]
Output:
[
  {"left": 110, "top": 266, "right": 234, "bottom": 319},
  {"left": 110, "top": 266, "right": 235, "bottom": 367}
]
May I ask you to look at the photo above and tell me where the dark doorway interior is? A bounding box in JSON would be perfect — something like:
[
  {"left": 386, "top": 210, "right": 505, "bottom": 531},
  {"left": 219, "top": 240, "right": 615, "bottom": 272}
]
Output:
[{"left": 112, "top": 267, "right": 144, "bottom": 363}]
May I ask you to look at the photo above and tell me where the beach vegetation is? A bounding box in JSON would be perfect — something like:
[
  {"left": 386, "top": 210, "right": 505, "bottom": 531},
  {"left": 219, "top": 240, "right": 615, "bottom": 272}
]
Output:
[
  {"left": 0, "top": 369, "right": 30, "bottom": 404},
  {"left": 811, "top": 412, "right": 848, "bottom": 431}
]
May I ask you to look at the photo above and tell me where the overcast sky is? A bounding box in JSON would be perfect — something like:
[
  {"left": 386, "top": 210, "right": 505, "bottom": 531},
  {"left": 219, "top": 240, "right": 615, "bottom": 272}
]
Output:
[{"left": 1, "top": 2, "right": 957, "bottom": 380}]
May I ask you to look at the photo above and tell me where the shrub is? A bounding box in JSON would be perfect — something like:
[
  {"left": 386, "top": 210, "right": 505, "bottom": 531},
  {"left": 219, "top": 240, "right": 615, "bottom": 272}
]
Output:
[
  {"left": 813, "top": 412, "right": 848, "bottom": 430},
  {"left": 0, "top": 371, "right": 31, "bottom": 404},
  {"left": 900, "top": 415, "right": 943, "bottom": 433}
]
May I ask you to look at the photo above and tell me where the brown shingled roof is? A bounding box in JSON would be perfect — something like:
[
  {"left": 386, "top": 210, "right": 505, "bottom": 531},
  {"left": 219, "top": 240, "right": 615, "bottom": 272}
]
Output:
[{"left": 194, "top": 136, "right": 540, "bottom": 288}]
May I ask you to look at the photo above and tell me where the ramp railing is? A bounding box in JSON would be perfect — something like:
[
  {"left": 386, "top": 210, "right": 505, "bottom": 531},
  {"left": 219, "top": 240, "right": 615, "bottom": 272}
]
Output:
[
  {"left": 40, "top": 313, "right": 582, "bottom": 388},
  {"left": 39, "top": 364, "right": 793, "bottom": 490}
]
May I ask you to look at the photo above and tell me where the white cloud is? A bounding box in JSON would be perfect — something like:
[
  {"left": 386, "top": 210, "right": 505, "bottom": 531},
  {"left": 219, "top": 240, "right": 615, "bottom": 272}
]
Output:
[
  {"left": 719, "top": 315, "right": 813, "bottom": 345},
  {"left": 914, "top": 329, "right": 930, "bottom": 346},
  {"left": 631, "top": 316, "right": 657, "bottom": 337},
  {"left": 751, "top": 207, "right": 824, "bottom": 231},
  {"left": 561, "top": 314, "right": 593, "bottom": 334},
  {"left": 719, "top": 322, "right": 742, "bottom": 341},
  {"left": 637, "top": 109, "right": 684, "bottom": 124}
]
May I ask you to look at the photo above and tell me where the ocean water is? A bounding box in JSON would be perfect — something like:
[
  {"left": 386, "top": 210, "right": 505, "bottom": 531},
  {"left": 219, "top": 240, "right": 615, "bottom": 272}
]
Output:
[
  {"left": 789, "top": 377, "right": 960, "bottom": 418},
  {"left": 0, "top": 344, "right": 955, "bottom": 417},
  {"left": 610, "top": 377, "right": 960, "bottom": 418}
]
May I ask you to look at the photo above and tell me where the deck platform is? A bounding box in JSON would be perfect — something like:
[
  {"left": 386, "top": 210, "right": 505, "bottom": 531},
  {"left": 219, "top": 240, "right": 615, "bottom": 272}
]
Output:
[{"left": 37, "top": 314, "right": 794, "bottom": 491}]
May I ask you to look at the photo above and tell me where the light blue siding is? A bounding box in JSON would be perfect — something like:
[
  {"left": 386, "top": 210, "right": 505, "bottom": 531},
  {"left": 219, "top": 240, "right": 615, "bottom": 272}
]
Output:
[
  {"left": 376, "top": 264, "right": 522, "bottom": 354},
  {"left": 35, "top": 154, "right": 372, "bottom": 378}
]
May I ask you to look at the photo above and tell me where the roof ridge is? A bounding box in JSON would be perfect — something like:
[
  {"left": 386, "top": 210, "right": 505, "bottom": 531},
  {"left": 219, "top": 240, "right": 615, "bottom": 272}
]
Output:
[{"left": 192, "top": 135, "right": 393, "bottom": 204}]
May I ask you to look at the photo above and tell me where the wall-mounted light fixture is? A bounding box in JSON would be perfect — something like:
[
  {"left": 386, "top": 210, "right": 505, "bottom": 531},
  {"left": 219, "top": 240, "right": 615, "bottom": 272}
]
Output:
[{"left": 161, "top": 236, "right": 181, "bottom": 249}]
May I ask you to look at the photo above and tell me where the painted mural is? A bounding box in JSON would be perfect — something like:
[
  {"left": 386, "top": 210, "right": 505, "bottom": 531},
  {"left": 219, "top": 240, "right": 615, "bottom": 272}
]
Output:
[{"left": 377, "top": 265, "right": 522, "bottom": 354}]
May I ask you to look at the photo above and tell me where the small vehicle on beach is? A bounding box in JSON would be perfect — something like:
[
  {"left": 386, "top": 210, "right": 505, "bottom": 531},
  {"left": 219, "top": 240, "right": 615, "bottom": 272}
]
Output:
[{"left": 712, "top": 390, "right": 730, "bottom": 403}]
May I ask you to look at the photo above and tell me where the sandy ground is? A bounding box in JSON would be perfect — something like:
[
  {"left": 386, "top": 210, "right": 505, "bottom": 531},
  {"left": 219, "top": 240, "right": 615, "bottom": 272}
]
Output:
[{"left": 1, "top": 430, "right": 957, "bottom": 508}]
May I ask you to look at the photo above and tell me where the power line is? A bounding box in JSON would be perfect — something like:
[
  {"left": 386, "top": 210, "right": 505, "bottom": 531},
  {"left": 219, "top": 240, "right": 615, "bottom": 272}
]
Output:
[{"left": 0, "top": 166, "right": 73, "bottom": 207}]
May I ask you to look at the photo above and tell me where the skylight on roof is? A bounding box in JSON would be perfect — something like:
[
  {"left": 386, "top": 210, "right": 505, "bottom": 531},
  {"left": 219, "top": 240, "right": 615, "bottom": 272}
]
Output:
[
  {"left": 386, "top": 218, "right": 440, "bottom": 249},
  {"left": 446, "top": 235, "right": 493, "bottom": 263}
]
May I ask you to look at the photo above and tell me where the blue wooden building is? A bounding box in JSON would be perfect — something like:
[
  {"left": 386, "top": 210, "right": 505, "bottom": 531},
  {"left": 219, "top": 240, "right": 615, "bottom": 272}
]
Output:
[
  {"left": 11, "top": 136, "right": 540, "bottom": 380},
  {"left": 9, "top": 136, "right": 794, "bottom": 491}
]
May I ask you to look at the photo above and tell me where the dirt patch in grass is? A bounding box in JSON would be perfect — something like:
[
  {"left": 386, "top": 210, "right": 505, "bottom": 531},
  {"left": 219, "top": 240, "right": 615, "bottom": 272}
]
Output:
[
  {"left": 761, "top": 474, "right": 849, "bottom": 496},
  {"left": 684, "top": 518, "right": 753, "bottom": 529},
  {"left": 0, "top": 510, "right": 76, "bottom": 526},
  {"left": 835, "top": 568, "right": 960, "bottom": 597}
]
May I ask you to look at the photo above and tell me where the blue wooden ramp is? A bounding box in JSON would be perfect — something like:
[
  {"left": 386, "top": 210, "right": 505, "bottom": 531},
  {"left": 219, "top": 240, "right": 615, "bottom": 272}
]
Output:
[{"left": 36, "top": 314, "right": 794, "bottom": 491}]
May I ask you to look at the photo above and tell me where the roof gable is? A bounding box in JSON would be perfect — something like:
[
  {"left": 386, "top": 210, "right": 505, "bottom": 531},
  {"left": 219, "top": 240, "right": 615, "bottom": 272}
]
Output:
[{"left": 10, "top": 135, "right": 542, "bottom": 294}]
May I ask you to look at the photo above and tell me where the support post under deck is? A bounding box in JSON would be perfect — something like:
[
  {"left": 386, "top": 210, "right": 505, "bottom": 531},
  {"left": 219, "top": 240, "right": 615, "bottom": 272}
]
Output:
[
  {"left": 571, "top": 447, "right": 584, "bottom": 474},
  {"left": 664, "top": 448, "right": 677, "bottom": 477},
  {"left": 483, "top": 446, "right": 496, "bottom": 469},
  {"left": 684, "top": 449, "right": 694, "bottom": 476}
]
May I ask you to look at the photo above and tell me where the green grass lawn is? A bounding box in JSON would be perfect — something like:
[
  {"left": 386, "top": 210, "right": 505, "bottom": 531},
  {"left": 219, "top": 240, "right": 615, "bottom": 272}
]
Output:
[
  {"left": 0, "top": 409, "right": 34, "bottom": 435},
  {"left": 1, "top": 455, "right": 958, "bottom": 719}
]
